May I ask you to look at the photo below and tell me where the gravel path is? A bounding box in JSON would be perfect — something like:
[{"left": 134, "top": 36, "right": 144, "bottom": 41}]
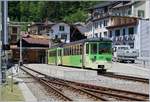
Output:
[{"left": 18, "top": 70, "right": 60, "bottom": 102}]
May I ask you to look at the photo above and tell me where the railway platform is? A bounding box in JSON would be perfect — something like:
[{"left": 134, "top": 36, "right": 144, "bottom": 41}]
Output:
[
  {"left": 24, "top": 63, "right": 149, "bottom": 80},
  {"left": 110, "top": 62, "right": 149, "bottom": 79},
  {"left": 24, "top": 64, "right": 97, "bottom": 81}
]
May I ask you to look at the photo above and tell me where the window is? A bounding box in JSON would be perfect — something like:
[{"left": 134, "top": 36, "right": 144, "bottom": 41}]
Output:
[
  {"left": 99, "top": 43, "right": 111, "bottom": 54},
  {"left": 91, "top": 43, "right": 97, "bottom": 54},
  {"left": 104, "top": 32, "right": 107, "bottom": 37},
  {"left": 123, "top": 28, "right": 126, "bottom": 36},
  {"left": 11, "top": 35, "right": 17, "bottom": 43},
  {"left": 109, "top": 31, "right": 112, "bottom": 38},
  {"left": 128, "top": 27, "right": 134, "bottom": 35},
  {"left": 59, "top": 25, "right": 64, "bottom": 31},
  {"left": 12, "top": 27, "right": 17, "bottom": 34},
  {"left": 104, "top": 20, "right": 108, "bottom": 26},
  {"left": 94, "top": 22, "right": 98, "bottom": 29},
  {"left": 86, "top": 44, "right": 89, "bottom": 54},
  {"left": 94, "top": 33, "right": 98, "bottom": 38},
  {"left": 55, "top": 35, "right": 58, "bottom": 39},
  {"left": 99, "top": 21, "right": 102, "bottom": 28},
  {"left": 128, "top": 9, "right": 131, "bottom": 15},
  {"left": 138, "top": 10, "right": 145, "bottom": 18},
  {"left": 99, "top": 32, "right": 102, "bottom": 38},
  {"left": 115, "top": 29, "right": 120, "bottom": 36},
  {"left": 61, "top": 34, "right": 67, "bottom": 39}
]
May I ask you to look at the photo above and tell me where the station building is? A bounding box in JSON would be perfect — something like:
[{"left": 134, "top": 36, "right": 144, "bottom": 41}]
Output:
[{"left": 11, "top": 34, "right": 49, "bottom": 64}]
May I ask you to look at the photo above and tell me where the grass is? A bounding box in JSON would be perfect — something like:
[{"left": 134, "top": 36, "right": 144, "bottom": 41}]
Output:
[{"left": 0, "top": 77, "right": 24, "bottom": 101}]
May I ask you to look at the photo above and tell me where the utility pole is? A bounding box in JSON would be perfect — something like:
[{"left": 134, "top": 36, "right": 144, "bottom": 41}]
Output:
[
  {"left": 1, "top": 0, "right": 8, "bottom": 84},
  {"left": 0, "top": 1, "right": 2, "bottom": 84}
]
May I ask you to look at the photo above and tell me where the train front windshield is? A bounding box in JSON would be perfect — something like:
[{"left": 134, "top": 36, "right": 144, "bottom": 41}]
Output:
[{"left": 99, "top": 42, "right": 111, "bottom": 54}]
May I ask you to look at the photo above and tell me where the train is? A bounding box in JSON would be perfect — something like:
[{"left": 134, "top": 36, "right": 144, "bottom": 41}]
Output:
[{"left": 48, "top": 38, "right": 112, "bottom": 72}]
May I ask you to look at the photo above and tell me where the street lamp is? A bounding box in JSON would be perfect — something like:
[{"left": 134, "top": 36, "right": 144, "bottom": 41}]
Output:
[{"left": 19, "top": 31, "right": 23, "bottom": 66}]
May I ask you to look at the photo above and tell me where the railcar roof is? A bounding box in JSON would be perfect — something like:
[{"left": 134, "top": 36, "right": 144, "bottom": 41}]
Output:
[
  {"left": 63, "top": 38, "right": 112, "bottom": 47},
  {"left": 49, "top": 38, "right": 112, "bottom": 49}
]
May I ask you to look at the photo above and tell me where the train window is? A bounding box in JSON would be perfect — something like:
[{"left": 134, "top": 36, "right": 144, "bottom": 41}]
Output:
[
  {"left": 78, "top": 45, "right": 80, "bottom": 55},
  {"left": 74, "top": 45, "right": 76, "bottom": 55},
  {"left": 57, "top": 50, "right": 59, "bottom": 56},
  {"left": 74, "top": 45, "right": 77, "bottom": 55},
  {"left": 68, "top": 47, "right": 71, "bottom": 55},
  {"left": 58, "top": 50, "right": 61, "bottom": 56},
  {"left": 72, "top": 46, "right": 74, "bottom": 55},
  {"left": 64, "top": 48, "right": 66, "bottom": 56},
  {"left": 74, "top": 46, "right": 76, "bottom": 55},
  {"left": 67, "top": 47, "right": 69, "bottom": 55},
  {"left": 49, "top": 51, "right": 51, "bottom": 57},
  {"left": 70, "top": 46, "right": 72, "bottom": 55},
  {"left": 76, "top": 45, "right": 78, "bottom": 55},
  {"left": 65, "top": 48, "right": 67, "bottom": 56},
  {"left": 86, "top": 44, "right": 89, "bottom": 54},
  {"left": 80, "top": 44, "right": 82, "bottom": 55},
  {"left": 77, "top": 45, "right": 79, "bottom": 55},
  {"left": 66, "top": 48, "right": 68, "bottom": 56},
  {"left": 99, "top": 42, "right": 111, "bottom": 54},
  {"left": 91, "top": 43, "right": 97, "bottom": 54},
  {"left": 71, "top": 46, "right": 73, "bottom": 55}
]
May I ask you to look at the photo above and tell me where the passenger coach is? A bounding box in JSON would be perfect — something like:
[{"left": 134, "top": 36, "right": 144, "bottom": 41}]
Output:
[{"left": 48, "top": 38, "right": 112, "bottom": 72}]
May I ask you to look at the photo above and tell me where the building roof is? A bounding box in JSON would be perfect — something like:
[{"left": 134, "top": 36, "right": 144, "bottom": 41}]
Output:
[
  {"left": 28, "top": 22, "right": 44, "bottom": 27},
  {"left": 76, "top": 26, "right": 88, "bottom": 34},
  {"left": 22, "top": 38, "right": 49, "bottom": 46},
  {"left": 112, "top": 1, "right": 133, "bottom": 9},
  {"left": 89, "top": 1, "right": 117, "bottom": 10}
]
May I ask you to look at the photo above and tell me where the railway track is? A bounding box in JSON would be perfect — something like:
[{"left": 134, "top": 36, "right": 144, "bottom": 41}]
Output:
[
  {"left": 21, "top": 65, "right": 149, "bottom": 101},
  {"left": 99, "top": 72, "right": 149, "bottom": 83}
]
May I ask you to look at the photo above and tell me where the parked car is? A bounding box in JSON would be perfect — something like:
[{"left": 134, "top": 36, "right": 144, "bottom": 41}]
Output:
[{"left": 112, "top": 45, "right": 139, "bottom": 63}]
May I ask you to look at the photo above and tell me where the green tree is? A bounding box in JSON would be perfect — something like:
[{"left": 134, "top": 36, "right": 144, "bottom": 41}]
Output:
[{"left": 8, "top": 1, "right": 101, "bottom": 23}]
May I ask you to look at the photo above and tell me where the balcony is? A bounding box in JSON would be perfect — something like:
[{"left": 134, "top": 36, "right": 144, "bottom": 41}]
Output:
[
  {"left": 92, "top": 12, "right": 111, "bottom": 21},
  {"left": 107, "top": 16, "right": 138, "bottom": 29}
]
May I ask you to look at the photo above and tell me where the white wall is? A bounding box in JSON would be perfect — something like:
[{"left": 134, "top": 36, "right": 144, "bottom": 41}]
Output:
[
  {"left": 138, "top": 20, "right": 150, "bottom": 58},
  {"left": 85, "top": 18, "right": 109, "bottom": 38},
  {"left": 145, "top": 0, "right": 150, "bottom": 19},
  {"left": 133, "top": 1, "right": 146, "bottom": 18},
  {"left": 51, "top": 22, "right": 70, "bottom": 43}
]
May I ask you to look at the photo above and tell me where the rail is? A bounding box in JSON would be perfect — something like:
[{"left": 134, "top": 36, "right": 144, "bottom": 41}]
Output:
[
  {"left": 99, "top": 72, "right": 149, "bottom": 83},
  {"left": 21, "top": 65, "right": 149, "bottom": 101}
]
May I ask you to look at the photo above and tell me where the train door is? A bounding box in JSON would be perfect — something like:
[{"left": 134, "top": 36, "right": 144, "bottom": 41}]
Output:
[
  {"left": 56, "top": 48, "right": 62, "bottom": 65},
  {"left": 82, "top": 43, "right": 86, "bottom": 68},
  {"left": 84, "top": 42, "right": 90, "bottom": 68}
]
